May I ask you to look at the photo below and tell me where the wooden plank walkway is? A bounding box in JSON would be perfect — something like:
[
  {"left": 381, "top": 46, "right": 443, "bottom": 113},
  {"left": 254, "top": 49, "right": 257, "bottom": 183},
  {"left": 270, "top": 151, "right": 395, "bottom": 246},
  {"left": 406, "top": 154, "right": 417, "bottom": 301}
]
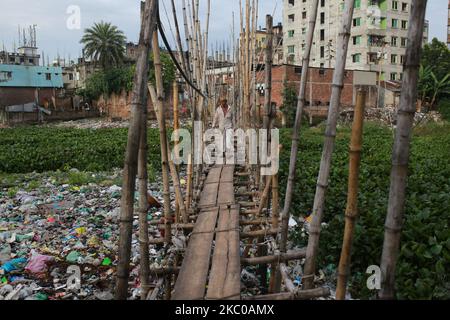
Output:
[
  {"left": 172, "top": 207, "right": 219, "bottom": 300},
  {"left": 206, "top": 205, "right": 241, "bottom": 300},
  {"left": 172, "top": 165, "right": 241, "bottom": 300}
]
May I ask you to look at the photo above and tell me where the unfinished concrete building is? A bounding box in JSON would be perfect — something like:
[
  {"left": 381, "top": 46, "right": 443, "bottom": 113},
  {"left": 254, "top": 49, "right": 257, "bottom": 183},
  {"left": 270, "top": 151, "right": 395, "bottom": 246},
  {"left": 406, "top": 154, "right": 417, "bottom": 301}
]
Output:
[{"left": 283, "top": 0, "right": 429, "bottom": 82}]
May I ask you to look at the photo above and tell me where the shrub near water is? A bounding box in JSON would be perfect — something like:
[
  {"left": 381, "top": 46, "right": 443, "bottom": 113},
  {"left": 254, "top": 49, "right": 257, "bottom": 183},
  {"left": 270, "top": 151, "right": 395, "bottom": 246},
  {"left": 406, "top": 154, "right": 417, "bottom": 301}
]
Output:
[
  {"left": 0, "top": 127, "right": 162, "bottom": 174},
  {"left": 278, "top": 123, "right": 450, "bottom": 299}
]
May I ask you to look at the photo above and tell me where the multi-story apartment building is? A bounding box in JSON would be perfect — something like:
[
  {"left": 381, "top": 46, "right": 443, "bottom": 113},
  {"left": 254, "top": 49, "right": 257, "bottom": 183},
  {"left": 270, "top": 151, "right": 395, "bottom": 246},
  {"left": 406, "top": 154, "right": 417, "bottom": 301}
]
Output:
[
  {"left": 283, "top": 0, "right": 429, "bottom": 81},
  {"left": 447, "top": 0, "right": 450, "bottom": 49}
]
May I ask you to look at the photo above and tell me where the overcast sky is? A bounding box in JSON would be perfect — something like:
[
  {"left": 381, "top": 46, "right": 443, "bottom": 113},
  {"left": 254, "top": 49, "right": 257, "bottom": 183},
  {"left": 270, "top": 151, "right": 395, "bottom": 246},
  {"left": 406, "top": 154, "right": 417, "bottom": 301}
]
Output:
[{"left": 0, "top": 0, "right": 447, "bottom": 62}]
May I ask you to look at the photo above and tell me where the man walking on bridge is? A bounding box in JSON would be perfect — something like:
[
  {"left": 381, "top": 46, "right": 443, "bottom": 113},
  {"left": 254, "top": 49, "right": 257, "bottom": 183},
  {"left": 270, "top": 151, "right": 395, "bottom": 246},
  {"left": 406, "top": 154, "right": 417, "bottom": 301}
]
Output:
[{"left": 212, "top": 99, "right": 234, "bottom": 163}]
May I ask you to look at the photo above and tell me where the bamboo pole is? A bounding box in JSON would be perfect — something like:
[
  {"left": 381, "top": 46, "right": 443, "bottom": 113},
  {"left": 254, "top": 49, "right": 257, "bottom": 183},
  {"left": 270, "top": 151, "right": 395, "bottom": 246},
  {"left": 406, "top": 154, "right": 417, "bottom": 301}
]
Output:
[
  {"left": 170, "top": 0, "right": 189, "bottom": 79},
  {"left": 243, "top": 287, "right": 330, "bottom": 300},
  {"left": 241, "top": 250, "right": 306, "bottom": 266},
  {"left": 149, "top": 84, "right": 188, "bottom": 226},
  {"left": 263, "top": 15, "right": 273, "bottom": 133},
  {"left": 115, "top": 0, "right": 156, "bottom": 300},
  {"left": 336, "top": 89, "right": 366, "bottom": 300},
  {"left": 138, "top": 96, "right": 150, "bottom": 300},
  {"left": 280, "top": 0, "right": 320, "bottom": 255},
  {"left": 241, "top": 228, "right": 278, "bottom": 239},
  {"left": 279, "top": 263, "right": 296, "bottom": 293},
  {"left": 151, "top": 29, "right": 172, "bottom": 245},
  {"left": 169, "top": 160, "right": 188, "bottom": 223},
  {"left": 379, "top": 0, "right": 427, "bottom": 300},
  {"left": 256, "top": 176, "right": 272, "bottom": 216},
  {"left": 302, "top": 0, "right": 356, "bottom": 290},
  {"left": 173, "top": 81, "right": 181, "bottom": 223},
  {"left": 269, "top": 172, "right": 280, "bottom": 293}
]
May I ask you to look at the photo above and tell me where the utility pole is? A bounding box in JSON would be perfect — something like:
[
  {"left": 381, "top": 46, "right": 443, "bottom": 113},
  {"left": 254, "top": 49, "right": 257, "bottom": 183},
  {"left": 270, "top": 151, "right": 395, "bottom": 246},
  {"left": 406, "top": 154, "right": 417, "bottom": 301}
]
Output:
[
  {"left": 377, "top": 41, "right": 388, "bottom": 108},
  {"left": 325, "top": 40, "right": 335, "bottom": 69}
]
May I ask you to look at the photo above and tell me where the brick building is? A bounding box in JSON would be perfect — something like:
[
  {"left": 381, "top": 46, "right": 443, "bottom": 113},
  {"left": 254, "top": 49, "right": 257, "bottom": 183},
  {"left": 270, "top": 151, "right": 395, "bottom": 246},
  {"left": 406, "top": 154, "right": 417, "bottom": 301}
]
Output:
[{"left": 256, "top": 64, "right": 378, "bottom": 111}]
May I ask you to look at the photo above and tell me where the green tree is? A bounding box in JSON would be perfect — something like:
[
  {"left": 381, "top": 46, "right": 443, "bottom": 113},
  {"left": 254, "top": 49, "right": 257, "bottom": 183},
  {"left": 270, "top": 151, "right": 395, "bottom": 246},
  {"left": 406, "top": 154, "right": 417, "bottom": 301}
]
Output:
[
  {"left": 148, "top": 51, "right": 176, "bottom": 92},
  {"left": 281, "top": 83, "right": 298, "bottom": 127},
  {"left": 78, "top": 66, "right": 134, "bottom": 101},
  {"left": 418, "top": 65, "right": 450, "bottom": 110},
  {"left": 421, "top": 38, "right": 450, "bottom": 81},
  {"left": 80, "top": 21, "right": 126, "bottom": 68}
]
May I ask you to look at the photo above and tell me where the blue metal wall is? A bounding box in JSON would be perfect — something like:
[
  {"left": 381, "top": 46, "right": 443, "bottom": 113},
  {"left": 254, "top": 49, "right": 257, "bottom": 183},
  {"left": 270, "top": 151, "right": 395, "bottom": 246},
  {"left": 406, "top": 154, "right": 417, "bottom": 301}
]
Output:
[{"left": 0, "top": 64, "right": 64, "bottom": 88}]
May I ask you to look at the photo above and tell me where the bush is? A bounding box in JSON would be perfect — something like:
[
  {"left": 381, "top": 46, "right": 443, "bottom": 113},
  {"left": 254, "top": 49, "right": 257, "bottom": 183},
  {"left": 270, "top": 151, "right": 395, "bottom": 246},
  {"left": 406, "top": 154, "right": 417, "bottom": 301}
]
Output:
[
  {"left": 0, "top": 127, "right": 162, "bottom": 174},
  {"left": 279, "top": 123, "right": 450, "bottom": 299},
  {"left": 78, "top": 66, "right": 135, "bottom": 101},
  {"left": 438, "top": 98, "right": 450, "bottom": 121}
]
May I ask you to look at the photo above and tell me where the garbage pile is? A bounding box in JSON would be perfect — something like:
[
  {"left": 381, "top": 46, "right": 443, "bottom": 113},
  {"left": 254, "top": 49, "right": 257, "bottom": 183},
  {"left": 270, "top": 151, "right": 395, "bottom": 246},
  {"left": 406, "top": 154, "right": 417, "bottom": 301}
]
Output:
[
  {"left": 46, "top": 118, "right": 190, "bottom": 130},
  {"left": 340, "top": 107, "right": 443, "bottom": 126},
  {"left": 0, "top": 170, "right": 175, "bottom": 300}
]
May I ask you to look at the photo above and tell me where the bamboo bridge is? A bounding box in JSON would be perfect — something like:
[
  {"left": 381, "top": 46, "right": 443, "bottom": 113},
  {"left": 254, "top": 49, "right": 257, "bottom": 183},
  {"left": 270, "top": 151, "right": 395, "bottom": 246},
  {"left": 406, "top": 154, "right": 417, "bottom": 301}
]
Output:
[
  {"left": 170, "top": 162, "right": 329, "bottom": 300},
  {"left": 115, "top": 0, "right": 428, "bottom": 301}
]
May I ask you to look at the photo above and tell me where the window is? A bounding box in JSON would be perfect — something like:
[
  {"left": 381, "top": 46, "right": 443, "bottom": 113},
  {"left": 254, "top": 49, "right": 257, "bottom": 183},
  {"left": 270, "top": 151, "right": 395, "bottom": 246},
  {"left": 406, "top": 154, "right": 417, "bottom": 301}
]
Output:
[
  {"left": 320, "top": 12, "right": 325, "bottom": 24},
  {"left": 401, "top": 2, "right": 408, "bottom": 12},
  {"left": 288, "top": 0, "right": 295, "bottom": 7},
  {"left": 399, "top": 73, "right": 403, "bottom": 81},
  {"left": 320, "top": 0, "right": 325, "bottom": 7},
  {"left": 352, "top": 53, "right": 361, "bottom": 63},
  {"left": 288, "top": 30, "right": 295, "bottom": 38},
  {"left": 0, "top": 71, "right": 12, "bottom": 81},
  {"left": 400, "top": 55, "right": 405, "bottom": 64},
  {"left": 353, "top": 17, "right": 361, "bottom": 27},
  {"left": 401, "top": 37, "right": 408, "bottom": 47},
  {"left": 294, "top": 66, "right": 302, "bottom": 74},
  {"left": 353, "top": 35, "right": 362, "bottom": 45},
  {"left": 302, "top": 11, "right": 307, "bottom": 19},
  {"left": 392, "top": 1, "right": 398, "bottom": 10},
  {"left": 355, "top": 0, "right": 361, "bottom": 9},
  {"left": 320, "top": 29, "right": 325, "bottom": 41},
  {"left": 288, "top": 14, "right": 295, "bottom": 23},
  {"left": 391, "top": 36, "right": 398, "bottom": 47},
  {"left": 320, "top": 46, "right": 325, "bottom": 58},
  {"left": 45, "top": 73, "right": 51, "bottom": 80},
  {"left": 401, "top": 20, "right": 407, "bottom": 29},
  {"left": 392, "top": 19, "right": 398, "bottom": 28},
  {"left": 390, "top": 73, "right": 397, "bottom": 81},
  {"left": 69, "top": 73, "right": 74, "bottom": 81},
  {"left": 391, "top": 54, "right": 397, "bottom": 64},
  {"left": 288, "top": 45, "right": 295, "bottom": 54}
]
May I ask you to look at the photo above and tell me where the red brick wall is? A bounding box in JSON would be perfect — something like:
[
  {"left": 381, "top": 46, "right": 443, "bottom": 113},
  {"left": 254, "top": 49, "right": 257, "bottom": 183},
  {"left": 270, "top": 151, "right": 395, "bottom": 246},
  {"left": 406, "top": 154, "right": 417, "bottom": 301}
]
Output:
[
  {"left": 96, "top": 89, "right": 179, "bottom": 120},
  {"left": 257, "top": 65, "right": 356, "bottom": 110}
]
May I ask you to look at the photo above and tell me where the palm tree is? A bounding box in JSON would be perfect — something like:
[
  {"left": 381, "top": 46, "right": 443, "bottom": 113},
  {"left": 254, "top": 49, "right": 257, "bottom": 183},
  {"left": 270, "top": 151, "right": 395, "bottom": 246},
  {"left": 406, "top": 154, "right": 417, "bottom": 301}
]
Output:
[{"left": 80, "top": 21, "right": 126, "bottom": 69}]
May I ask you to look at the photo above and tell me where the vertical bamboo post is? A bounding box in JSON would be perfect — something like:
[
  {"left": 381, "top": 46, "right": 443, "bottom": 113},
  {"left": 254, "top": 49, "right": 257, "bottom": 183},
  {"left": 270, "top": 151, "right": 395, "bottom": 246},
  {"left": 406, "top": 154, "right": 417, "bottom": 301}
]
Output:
[
  {"left": 379, "top": 0, "right": 427, "bottom": 300},
  {"left": 263, "top": 15, "right": 273, "bottom": 133},
  {"left": 173, "top": 81, "right": 181, "bottom": 223},
  {"left": 302, "top": 0, "right": 356, "bottom": 290},
  {"left": 150, "top": 84, "right": 189, "bottom": 226},
  {"left": 152, "top": 29, "right": 172, "bottom": 245},
  {"left": 336, "top": 89, "right": 366, "bottom": 300},
  {"left": 244, "top": 0, "right": 251, "bottom": 128},
  {"left": 170, "top": 0, "right": 189, "bottom": 80},
  {"left": 138, "top": 98, "right": 150, "bottom": 300},
  {"left": 116, "top": 0, "right": 156, "bottom": 300},
  {"left": 279, "top": 0, "right": 320, "bottom": 258},
  {"left": 280, "top": 0, "right": 319, "bottom": 252}
]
